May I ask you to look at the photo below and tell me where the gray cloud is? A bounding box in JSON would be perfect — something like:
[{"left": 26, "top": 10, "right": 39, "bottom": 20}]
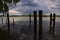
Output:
[
  {"left": 21, "top": 0, "right": 34, "bottom": 3},
  {"left": 50, "top": 0, "right": 60, "bottom": 13},
  {"left": 15, "top": 0, "right": 50, "bottom": 14},
  {"left": 21, "top": 2, "right": 38, "bottom": 7},
  {"left": 9, "top": 0, "right": 60, "bottom": 15}
]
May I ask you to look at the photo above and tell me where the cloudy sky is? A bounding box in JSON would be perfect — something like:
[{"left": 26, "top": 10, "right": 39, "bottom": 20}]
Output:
[{"left": 9, "top": 0, "right": 60, "bottom": 15}]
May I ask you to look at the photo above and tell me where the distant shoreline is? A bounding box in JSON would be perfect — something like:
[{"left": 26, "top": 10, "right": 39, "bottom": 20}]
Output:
[{"left": 0, "top": 15, "right": 60, "bottom": 17}]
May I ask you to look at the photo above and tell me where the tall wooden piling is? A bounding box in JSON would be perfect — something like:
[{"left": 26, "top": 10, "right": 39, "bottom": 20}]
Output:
[
  {"left": 34, "top": 11, "right": 37, "bottom": 40},
  {"left": 7, "top": 13, "right": 10, "bottom": 35},
  {"left": 6, "top": 18, "right": 7, "bottom": 24},
  {"left": 13, "top": 18, "right": 14, "bottom": 28},
  {"left": 49, "top": 13, "right": 52, "bottom": 34},
  {"left": 39, "top": 10, "right": 42, "bottom": 40},
  {"left": 29, "top": 14, "right": 31, "bottom": 29},
  {"left": 2, "top": 17, "right": 3, "bottom": 24},
  {"left": 52, "top": 13, "right": 55, "bottom": 35}
]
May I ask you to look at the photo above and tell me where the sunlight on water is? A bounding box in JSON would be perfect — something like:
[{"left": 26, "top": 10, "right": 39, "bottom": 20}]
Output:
[
  {"left": 0, "top": 17, "right": 60, "bottom": 40},
  {"left": 0, "top": 17, "right": 60, "bottom": 24}
]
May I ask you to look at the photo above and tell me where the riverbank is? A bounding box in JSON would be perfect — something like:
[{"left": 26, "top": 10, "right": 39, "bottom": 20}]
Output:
[{"left": 0, "top": 15, "right": 60, "bottom": 17}]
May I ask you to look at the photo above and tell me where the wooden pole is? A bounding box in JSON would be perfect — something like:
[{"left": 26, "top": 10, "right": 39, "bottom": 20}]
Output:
[
  {"left": 2, "top": 17, "right": 3, "bottom": 24},
  {"left": 39, "top": 10, "right": 42, "bottom": 40},
  {"left": 34, "top": 11, "right": 37, "bottom": 40},
  {"left": 6, "top": 18, "right": 7, "bottom": 24},
  {"left": 49, "top": 13, "right": 52, "bottom": 34},
  {"left": 13, "top": 18, "right": 14, "bottom": 28},
  {"left": 29, "top": 14, "right": 31, "bottom": 29},
  {"left": 2, "top": 12, "right": 4, "bottom": 24},
  {"left": 7, "top": 13, "right": 10, "bottom": 35},
  {"left": 52, "top": 13, "right": 55, "bottom": 36}
]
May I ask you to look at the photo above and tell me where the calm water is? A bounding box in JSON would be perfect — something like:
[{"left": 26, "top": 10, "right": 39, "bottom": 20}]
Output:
[
  {"left": 0, "top": 17, "right": 60, "bottom": 40},
  {"left": 0, "top": 17, "right": 60, "bottom": 22}
]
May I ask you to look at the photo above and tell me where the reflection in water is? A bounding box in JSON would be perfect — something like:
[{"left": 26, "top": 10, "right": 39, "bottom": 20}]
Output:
[{"left": 0, "top": 17, "right": 60, "bottom": 40}]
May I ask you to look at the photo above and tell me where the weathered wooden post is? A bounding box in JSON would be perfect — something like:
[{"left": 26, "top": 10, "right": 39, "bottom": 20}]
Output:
[
  {"left": 2, "top": 17, "right": 3, "bottom": 24},
  {"left": 13, "top": 18, "right": 14, "bottom": 28},
  {"left": 34, "top": 11, "right": 37, "bottom": 40},
  {"left": 49, "top": 13, "right": 52, "bottom": 34},
  {"left": 7, "top": 13, "right": 10, "bottom": 36},
  {"left": 6, "top": 18, "right": 7, "bottom": 24},
  {"left": 52, "top": 13, "right": 55, "bottom": 36},
  {"left": 39, "top": 10, "right": 42, "bottom": 40},
  {"left": 29, "top": 14, "right": 31, "bottom": 29},
  {"left": 49, "top": 13, "right": 56, "bottom": 37},
  {"left": 2, "top": 11, "right": 4, "bottom": 24}
]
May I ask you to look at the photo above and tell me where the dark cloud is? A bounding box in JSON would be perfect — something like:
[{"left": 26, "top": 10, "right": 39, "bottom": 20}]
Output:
[
  {"left": 9, "top": 0, "right": 52, "bottom": 15},
  {"left": 50, "top": 0, "right": 60, "bottom": 13},
  {"left": 21, "top": 2, "right": 38, "bottom": 7},
  {"left": 21, "top": 0, "right": 34, "bottom": 3},
  {"left": 20, "top": 0, "right": 39, "bottom": 7},
  {"left": 50, "top": 0, "right": 56, "bottom": 2},
  {"left": 15, "top": 0, "right": 40, "bottom": 14}
]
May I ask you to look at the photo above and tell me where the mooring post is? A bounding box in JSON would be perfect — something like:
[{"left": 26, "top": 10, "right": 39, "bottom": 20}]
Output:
[
  {"left": 2, "top": 7, "right": 4, "bottom": 24},
  {"left": 7, "top": 13, "right": 10, "bottom": 37},
  {"left": 39, "top": 10, "right": 42, "bottom": 40},
  {"left": 6, "top": 18, "right": 7, "bottom": 24},
  {"left": 13, "top": 18, "right": 14, "bottom": 28},
  {"left": 49, "top": 13, "right": 52, "bottom": 34},
  {"left": 52, "top": 13, "right": 55, "bottom": 36},
  {"left": 29, "top": 14, "right": 31, "bottom": 29},
  {"left": 34, "top": 11, "right": 37, "bottom": 40},
  {"left": 2, "top": 17, "right": 3, "bottom": 24}
]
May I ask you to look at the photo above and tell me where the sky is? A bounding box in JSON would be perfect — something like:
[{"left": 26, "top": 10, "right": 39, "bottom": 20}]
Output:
[{"left": 9, "top": 0, "right": 60, "bottom": 15}]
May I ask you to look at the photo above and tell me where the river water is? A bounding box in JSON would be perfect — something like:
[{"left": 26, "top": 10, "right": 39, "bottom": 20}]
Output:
[{"left": 0, "top": 17, "right": 60, "bottom": 40}]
